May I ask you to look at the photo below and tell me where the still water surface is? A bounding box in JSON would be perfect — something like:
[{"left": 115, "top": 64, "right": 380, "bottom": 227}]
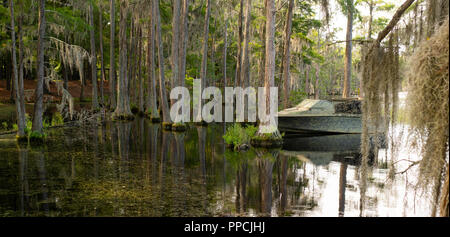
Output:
[{"left": 0, "top": 119, "right": 431, "bottom": 216}]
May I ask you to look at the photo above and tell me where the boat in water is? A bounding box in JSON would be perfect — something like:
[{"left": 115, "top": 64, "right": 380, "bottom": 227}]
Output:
[{"left": 278, "top": 99, "right": 368, "bottom": 134}]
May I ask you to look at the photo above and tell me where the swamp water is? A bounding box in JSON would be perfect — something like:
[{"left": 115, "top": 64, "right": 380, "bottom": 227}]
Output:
[{"left": 0, "top": 119, "right": 432, "bottom": 216}]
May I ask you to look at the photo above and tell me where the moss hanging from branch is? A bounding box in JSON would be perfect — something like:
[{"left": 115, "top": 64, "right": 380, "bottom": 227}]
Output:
[{"left": 405, "top": 17, "right": 449, "bottom": 216}]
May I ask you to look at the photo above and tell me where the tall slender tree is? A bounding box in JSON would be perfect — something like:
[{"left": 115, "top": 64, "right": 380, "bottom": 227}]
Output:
[
  {"left": 171, "top": 0, "right": 181, "bottom": 94},
  {"left": 32, "top": 0, "right": 46, "bottom": 134},
  {"left": 9, "top": 0, "right": 26, "bottom": 139},
  {"left": 342, "top": 0, "right": 354, "bottom": 98},
  {"left": 146, "top": 0, "right": 160, "bottom": 121},
  {"left": 155, "top": 0, "right": 171, "bottom": 126},
  {"left": 196, "top": 0, "right": 211, "bottom": 122},
  {"left": 109, "top": 0, "right": 117, "bottom": 109},
  {"left": 281, "top": 0, "right": 294, "bottom": 108},
  {"left": 254, "top": 0, "right": 281, "bottom": 142},
  {"left": 99, "top": 3, "right": 106, "bottom": 105},
  {"left": 89, "top": 1, "right": 99, "bottom": 110},
  {"left": 240, "top": 0, "right": 252, "bottom": 88}
]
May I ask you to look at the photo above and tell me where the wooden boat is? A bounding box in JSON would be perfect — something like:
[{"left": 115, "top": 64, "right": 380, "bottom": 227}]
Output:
[{"left": 278, "top": 99, "right": 364, "bottom": 134}]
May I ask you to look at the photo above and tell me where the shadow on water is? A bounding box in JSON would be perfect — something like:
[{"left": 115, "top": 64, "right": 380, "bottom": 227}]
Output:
[{"left": 0, "top": 119, "right": 403, "bottom": 216}]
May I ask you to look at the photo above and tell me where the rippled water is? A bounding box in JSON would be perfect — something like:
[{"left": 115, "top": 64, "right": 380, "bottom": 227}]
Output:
[{"left": 0, "top": 119, "right": 432, "bottom": 216}]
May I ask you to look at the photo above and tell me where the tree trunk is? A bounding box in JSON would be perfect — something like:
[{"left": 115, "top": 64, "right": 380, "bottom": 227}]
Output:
[
  {"left": 146, "top": 0, "right": 159, "bottom": 120},
  {"left": 32, "top": 0, "right": 46, "bottom": 133},
  {"left": 109, "top": 0, "right": 117, "bottom": 109},
  {"left": 305, "top": 65, "right": 310, "bottom": 98},
  {"left": 211, "top": 18, "right": 217, "bottom": 85},
  {"left": 240, "top": 0, "right": 251, "bottom": 88},
  {"left": 18, "top": 4, "right": 26, "bottom": 130},
  {"left": 235, "top": 0, "right": 244, "bottom": 87},
  {"left": 128, "top": 21, "right": 136, "bottom": 105},
  {"left": 368, "top": 1, "right": 374, "bottom": 39},
  {"left": 99, "top": 4, "right": 105, "bottom": 105},
  {"left": 179, "top": 0, "right": 189, "bottom": 88},
  {"left": 342, "top": 0, "right": 353, "bottom": 98},
  {"left": 223, "top": 15, "right": 228, "bottom": 88},
  {"left": 9, "top": 0, "right": 26, "bottom": 137},
  {"left": 440, "top": 167, "right": 449, "bottom": 217},
  {"left": 281, "top": 0, "right": 294, "bottom": 109},
  {"left": 112, "top": 0, "right": 133, "bottom": 118},
  {"left": 259, "top": 0, "right": 278, "bottom": 134},
  {"left": 155, "top": 0, "right": 171, "bottom": 123},
  {"left": 171, "top": 0, "right": 181, "bottom": 103},
  {"left": 197, "top": 0, "right": 211, "bottom": 121},
  {"left": 138, "top": 27, "right": 144, "bottom": 112},
  {"left": 89, "top": 2, "right": 99, "bottom": 110},
  {"left": 314, "top": 63, "right": 320, "bottom": 99}
]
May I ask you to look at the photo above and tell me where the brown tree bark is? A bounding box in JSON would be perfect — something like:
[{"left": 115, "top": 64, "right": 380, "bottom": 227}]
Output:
[
  {"left": 146, "top": 0, "right": 160, "bottom": 120},
  {"left": 9, "top": 0, "right": 26, "bottom": 137},
  {"left": 171, "top": 0, "right": 181, "bottom": 92},
  {"left": 89, "top": 2, "right": 99, "bottom": 110},
  {"left": 155, "top": 0, "right": 171, "bottom": 123},
  {"left": 112, "top": 0, "right": 133, "bottom": 118},
  {"left": 109, "top": 0, "right": 117, "bottom": 109},
  {"left": 32, "top": 0, "right": 46, "bottom": 133},
  {"left": 281, "top": 0, "right": 294, "bottom": 108},
  {"left": 235, "top": 0, "right": 244, "bottom": 87},
  {"left": 99, "top": 4, "right": 105, "bottom": 105},
  {"left": 342, "top": 0, "right": 353, "bottom": 98},
  {"left": 240, "top": 0, "right": 252, "bottom": 88}
]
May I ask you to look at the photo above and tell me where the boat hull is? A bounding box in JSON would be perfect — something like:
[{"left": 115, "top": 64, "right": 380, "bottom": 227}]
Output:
[{"left": 278, "top": 115, "right": 362, "bottom": 134}]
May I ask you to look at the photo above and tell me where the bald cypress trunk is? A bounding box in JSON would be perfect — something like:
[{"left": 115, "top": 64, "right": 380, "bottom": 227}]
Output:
[
  {"left": 196, "top": 0, "right": 211, "bottom": 122},
  {"left": 235, "top": 0, "right": 244, "bottom": 87},
  {"left": 171, "top": 0, "right": 181, "bottom": 91},
  {"left": 155, "top": 0, "right": 171, "bottom": 124},
  {"left": 342, "top": 0, "right": 353, "bottom": 98},
  {"left": 240, "top": 0, "right": 251, "bottom": 88},
  {"left": 281, "top": 0, "right": 294, "bottom": 108},
  {"left": 112, "top": 0, "right": 133, "bottom": 119},
  {"left": 99, "top": 4, "right": 105, "bottom": 105},
  {"left": 179, "top": 0, "right": 189, "bottom": 88},
  {"left": 109, "top": 0, "right": 117, "bottom": 109},
  {"left": 32, "top": 0, "right": 46, "bottom": 133},
  {"left": 89, "top": 2, "right": 99, "bottom": 110},
  {"left": 146, "top": 0, "right": 159, "bottom": 120},
  {"left": 9, "top": 0, "right": 26, "bottom": 138}
]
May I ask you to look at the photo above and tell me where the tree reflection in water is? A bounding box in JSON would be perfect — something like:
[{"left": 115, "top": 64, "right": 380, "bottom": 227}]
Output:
[{"left": 0, "top": 121, "right": 429, "bottom": 216}]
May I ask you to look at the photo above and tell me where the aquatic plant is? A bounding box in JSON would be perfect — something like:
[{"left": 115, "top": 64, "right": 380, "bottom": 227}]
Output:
[{"left": 223, "top": 123, "right": 258, "bottom": 150}]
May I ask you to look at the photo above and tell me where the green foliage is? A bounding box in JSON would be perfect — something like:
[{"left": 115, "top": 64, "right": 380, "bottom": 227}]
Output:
[
  {"left": 289, "top": 89, "right": 307, "bottom": 105},
  {"left": 51, "top": 112, "right": 64, "bottom": 126},
  {"left": 223, "top": 124, "right": 258, "bottom": 149},
  {"left": 1, "top": 122, "right": 8, "bottom": 130}
]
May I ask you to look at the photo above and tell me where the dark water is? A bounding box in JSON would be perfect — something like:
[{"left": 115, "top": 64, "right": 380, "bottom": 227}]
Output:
[{"left": 0, "top": 119, "right": 428, "bottom": 217}]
